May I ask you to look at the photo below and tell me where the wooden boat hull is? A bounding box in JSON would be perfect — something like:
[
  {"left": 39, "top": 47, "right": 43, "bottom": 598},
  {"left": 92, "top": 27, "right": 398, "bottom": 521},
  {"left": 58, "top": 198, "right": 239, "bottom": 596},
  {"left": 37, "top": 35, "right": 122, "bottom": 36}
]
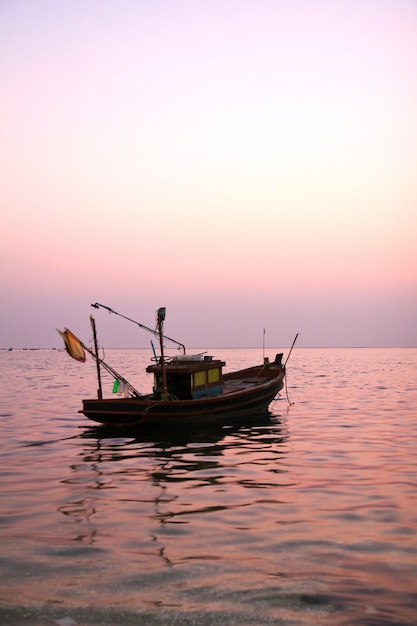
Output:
[{"left": 81, "top": 363, "right": 285, "bottom": 427}]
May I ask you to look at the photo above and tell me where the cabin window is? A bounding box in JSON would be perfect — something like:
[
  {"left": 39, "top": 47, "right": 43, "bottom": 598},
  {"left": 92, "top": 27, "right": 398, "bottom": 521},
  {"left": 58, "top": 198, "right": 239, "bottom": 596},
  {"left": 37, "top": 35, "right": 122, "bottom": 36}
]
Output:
[
  {"left": 208, "top": 368, "right": 220, "bottom": 383},
  {"left": 193, "top": 371, "right": 206, "bottom": 387},
  {"left": 166, "top": 373, "right": 191, "bottom": 398}
]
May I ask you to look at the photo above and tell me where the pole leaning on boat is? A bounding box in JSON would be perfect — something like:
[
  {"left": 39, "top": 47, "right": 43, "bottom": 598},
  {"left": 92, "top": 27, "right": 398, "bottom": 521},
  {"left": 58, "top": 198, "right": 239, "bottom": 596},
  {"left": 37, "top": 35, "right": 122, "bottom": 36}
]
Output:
[{"left": 284, "top": 333, "right": 299, "bottom": 366}]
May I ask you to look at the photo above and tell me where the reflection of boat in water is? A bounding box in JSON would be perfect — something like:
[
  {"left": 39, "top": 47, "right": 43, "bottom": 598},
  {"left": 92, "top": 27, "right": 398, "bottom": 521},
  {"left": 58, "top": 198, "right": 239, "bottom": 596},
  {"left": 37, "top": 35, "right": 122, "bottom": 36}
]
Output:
[
  {"left": 82, "top": 413, "right": 288, "bottom": 482},
  {"left": 61, "top": 413, "right": 289, "bottom": 550},
  {"left": 81, "top": 412, "right": 287, "bottom": 450},
  {"left": 59, "top": 303, "right": 297, "bottom": 428}
]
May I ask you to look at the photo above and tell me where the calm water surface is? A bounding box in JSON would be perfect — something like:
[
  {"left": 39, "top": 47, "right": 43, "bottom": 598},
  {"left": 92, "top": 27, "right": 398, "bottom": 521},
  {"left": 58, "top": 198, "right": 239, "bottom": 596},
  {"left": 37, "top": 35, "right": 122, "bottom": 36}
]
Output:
[{"left": 0, "top": 348, "right": 416, "bottom": 625}]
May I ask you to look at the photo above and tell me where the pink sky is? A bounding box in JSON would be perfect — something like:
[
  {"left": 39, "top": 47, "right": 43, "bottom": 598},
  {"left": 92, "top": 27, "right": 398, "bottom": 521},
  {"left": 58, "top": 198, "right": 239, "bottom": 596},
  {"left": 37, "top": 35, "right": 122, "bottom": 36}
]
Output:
[{"left": 1, "top": 0, "right": 416, "bottom": 348}]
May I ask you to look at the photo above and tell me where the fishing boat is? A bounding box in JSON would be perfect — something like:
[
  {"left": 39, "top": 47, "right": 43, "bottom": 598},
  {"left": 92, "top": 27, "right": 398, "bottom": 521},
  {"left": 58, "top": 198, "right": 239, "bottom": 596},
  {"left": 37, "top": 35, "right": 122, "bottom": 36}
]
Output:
[{"left": 58, "top": 304, "right": 296, "bottom": 427}]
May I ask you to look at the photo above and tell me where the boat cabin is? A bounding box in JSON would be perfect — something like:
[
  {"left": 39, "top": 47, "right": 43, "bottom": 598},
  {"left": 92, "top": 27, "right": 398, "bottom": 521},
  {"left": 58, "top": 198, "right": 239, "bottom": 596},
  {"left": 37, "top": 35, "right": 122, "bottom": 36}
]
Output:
[{"left": 146, "top": 355, "right": 226, "bottom": 400}]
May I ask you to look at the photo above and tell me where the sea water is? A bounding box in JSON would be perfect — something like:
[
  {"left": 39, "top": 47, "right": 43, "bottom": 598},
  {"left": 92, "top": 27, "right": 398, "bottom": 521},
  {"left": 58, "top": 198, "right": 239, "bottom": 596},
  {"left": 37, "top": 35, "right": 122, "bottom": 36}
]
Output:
[{"left": 0, "top": 347, "right": 416, "bottom": 625}]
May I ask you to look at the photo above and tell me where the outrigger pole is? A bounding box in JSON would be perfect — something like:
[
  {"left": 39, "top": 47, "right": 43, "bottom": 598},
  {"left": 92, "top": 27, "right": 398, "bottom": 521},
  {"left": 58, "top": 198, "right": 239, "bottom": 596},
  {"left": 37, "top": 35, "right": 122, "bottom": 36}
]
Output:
[{"left": 91, "top": 302, "right": 186, "bottom": 354}]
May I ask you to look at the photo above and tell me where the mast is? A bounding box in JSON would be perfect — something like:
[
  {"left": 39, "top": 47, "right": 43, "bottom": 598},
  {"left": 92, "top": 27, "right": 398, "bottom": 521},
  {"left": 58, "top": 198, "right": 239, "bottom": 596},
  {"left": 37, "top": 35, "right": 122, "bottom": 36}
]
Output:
[
  {"left": 157, "top": 307, "right": 169, "bottom": 401},
  {"left": 90, "top": 315, "right": 103, "bottom": 399}
]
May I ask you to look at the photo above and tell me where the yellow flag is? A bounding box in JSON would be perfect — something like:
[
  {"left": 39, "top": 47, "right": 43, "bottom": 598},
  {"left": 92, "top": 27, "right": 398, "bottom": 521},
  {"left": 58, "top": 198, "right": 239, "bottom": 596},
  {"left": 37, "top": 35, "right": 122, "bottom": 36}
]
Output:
[{"left": 57, "top": 328, "right": 86, "bottom": 362}]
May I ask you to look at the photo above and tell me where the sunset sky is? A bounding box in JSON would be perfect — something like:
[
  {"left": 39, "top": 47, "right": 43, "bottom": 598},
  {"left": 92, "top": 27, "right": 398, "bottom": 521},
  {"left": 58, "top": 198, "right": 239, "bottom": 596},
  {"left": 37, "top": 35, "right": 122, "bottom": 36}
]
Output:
[{"left": 1, "top": 0, "right": 416, "bottom": 349}]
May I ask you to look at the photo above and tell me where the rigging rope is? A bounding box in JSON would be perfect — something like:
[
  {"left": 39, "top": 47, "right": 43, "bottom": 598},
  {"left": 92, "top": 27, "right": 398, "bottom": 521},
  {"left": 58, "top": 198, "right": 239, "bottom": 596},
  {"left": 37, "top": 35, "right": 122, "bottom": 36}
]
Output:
[{"left": 284, "top": 367, "right": 294, "bottom": 406}]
